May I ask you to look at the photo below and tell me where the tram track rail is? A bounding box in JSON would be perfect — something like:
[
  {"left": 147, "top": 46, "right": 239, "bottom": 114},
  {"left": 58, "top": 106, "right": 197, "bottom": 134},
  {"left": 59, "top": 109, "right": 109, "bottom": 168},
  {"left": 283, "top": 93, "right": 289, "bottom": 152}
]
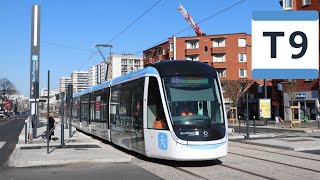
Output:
[
  {"left": 229, "top": 152, "right": 320, "bottom": 174},
  {"left": 171, "top": 160, "right": 277, "bottom": 180},
  {"left": 229, "top": 144, "right": 320, "bottom": 162},
  {"left": 219, "top": 164, "right": 276, "bottom": 180},
  {"left": 172, "top": 166, "right": 210, "bottom": 180}
]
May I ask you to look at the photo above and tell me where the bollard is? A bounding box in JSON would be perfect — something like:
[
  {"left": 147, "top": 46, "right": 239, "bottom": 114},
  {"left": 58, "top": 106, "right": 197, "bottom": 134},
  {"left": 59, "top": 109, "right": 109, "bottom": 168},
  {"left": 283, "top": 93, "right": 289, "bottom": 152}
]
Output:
[
  {"left": 253, "top": 116, "right": 256, "bottom": 135},
  {"left": 238, "top": 116, "right": 241, "bottom": 134},
  {"left": 246, "top": 93, "right": 249, "bottom": 139},
  {"left": 25, "top": 119, "right": 27, "bottom": 144}
]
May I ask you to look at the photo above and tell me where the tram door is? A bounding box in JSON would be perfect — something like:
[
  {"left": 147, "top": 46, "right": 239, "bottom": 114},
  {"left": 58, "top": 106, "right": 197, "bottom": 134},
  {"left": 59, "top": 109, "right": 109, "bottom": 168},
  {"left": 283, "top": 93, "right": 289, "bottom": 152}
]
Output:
[{"left": 131, "top": 78, "right": 145, "bottom": 151}]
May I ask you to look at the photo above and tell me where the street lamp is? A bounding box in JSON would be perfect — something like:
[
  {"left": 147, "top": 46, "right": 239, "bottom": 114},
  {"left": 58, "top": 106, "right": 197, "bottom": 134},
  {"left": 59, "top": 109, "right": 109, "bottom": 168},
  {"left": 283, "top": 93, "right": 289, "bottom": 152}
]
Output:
[{"left": 95, "top": 44, "right": 113, "bottom": 82}]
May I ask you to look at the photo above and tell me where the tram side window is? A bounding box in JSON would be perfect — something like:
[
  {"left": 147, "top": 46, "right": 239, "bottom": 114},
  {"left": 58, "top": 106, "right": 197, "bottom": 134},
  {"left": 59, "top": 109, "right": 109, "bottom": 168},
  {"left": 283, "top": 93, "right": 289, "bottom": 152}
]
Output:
[
  {"left": 110, "top": 87, "right": 120, "bottom": 125},
  {"left": 131, "top": 79, "right": 144, "bottom": 131},
  {"left": 73, "top": 97, "right": 80, "bottom": 122},
  {"left": 90, "top": 92, "right": 96, "bottom": 123},
  {"left": 80, "top": 94, "right": 90, "bottom": 124},
  {"left": 102, "top": 88, "right": 110, "bottom": 124},
  {"left": 147, "top": 77, "right": 168, "bottom": 130},
  {"left": 118, "top": 86, "right": 132, "bottom": 126}
]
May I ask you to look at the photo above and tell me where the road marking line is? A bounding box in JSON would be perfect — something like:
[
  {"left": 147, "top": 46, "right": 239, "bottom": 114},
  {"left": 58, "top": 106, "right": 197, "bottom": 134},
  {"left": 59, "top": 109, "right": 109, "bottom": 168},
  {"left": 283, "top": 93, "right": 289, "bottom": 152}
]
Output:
[
  {"left": 0, "top": 141, "right": 5, "bottom": 149},
  {"left": 0, "top": 118, "right": 16, "bottom": 127}
]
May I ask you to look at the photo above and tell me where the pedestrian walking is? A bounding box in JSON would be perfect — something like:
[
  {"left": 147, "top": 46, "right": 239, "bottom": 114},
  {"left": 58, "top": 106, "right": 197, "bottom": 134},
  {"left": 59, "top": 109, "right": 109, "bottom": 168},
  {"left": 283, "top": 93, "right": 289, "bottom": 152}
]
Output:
[{"left": 48, "top": 116, "right": 56, "bottom": 141}]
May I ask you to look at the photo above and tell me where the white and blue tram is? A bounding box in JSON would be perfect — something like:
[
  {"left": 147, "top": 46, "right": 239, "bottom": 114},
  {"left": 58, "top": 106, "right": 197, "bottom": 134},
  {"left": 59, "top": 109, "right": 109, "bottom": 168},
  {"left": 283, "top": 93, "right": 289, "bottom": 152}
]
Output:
[{"left": 71, "top": 60, "right": 228, "bottom": 161}]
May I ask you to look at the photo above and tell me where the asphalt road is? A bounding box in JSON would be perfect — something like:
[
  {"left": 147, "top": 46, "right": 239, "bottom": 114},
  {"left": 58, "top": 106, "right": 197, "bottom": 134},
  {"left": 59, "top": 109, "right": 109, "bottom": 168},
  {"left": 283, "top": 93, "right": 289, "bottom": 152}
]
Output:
[
  {"left": 0, "top": 114, "right": 28, "bottom": 167},
  {"left": 1, "top": 162, "right": 161, "bottom": 180}
]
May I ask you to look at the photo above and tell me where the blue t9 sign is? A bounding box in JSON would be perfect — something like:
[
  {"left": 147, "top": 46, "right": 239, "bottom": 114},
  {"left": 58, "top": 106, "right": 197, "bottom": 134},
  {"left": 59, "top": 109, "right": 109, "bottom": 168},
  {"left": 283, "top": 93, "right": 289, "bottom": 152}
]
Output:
[{"left": 252, "top": 11, "right": 319, "bottom": 79}]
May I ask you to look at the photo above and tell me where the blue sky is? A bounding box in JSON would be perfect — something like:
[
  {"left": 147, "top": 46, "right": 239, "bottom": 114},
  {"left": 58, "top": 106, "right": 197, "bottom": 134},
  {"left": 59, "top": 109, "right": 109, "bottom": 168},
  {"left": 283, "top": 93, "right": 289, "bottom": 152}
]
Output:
[{"left": 0, "top": 0, "right": 280, "bottom": 96}]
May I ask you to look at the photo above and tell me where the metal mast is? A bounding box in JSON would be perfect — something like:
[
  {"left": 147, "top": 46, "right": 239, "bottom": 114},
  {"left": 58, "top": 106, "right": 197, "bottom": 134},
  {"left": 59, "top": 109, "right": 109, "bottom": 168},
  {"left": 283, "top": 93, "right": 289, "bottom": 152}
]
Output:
[{"left": 178, "top": 3, "right": 204, "bottom": 36}]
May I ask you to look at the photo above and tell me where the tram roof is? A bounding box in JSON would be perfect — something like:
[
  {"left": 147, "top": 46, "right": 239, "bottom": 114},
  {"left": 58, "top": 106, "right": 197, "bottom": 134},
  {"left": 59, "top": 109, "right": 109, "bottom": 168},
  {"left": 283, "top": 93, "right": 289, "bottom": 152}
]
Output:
[
  {"left": 147, "top": 60, "right": 217, "bottom": 78},
  {"left": 73, "top": 66, "right": 159, "bottom": 97},
  {"left": 110, "top": 66, "right": 159, "bottom": 85}
]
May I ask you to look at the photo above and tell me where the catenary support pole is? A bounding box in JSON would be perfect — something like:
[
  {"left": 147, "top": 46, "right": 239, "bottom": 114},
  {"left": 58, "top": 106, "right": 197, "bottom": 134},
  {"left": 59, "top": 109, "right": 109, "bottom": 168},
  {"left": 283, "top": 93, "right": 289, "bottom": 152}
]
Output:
[
  {"left": 61, "top": 93, "right": 65, "bottom": 147},
  {"left": 47, "top": 70, "right": 50, "bottom": 154}
]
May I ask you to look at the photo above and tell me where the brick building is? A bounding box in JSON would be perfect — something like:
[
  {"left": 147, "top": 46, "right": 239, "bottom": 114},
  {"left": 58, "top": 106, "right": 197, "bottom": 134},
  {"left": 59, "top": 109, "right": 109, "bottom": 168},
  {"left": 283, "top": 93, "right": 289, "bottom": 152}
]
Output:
[
  {"left": 276, "top": 0, "right": 320, "bottom": 121},
  {"left": 143, "top": 33, "right": 252, "bottom": 80},
  {"left": 143, "top": 33, "right": 269, "bottom": 118}
]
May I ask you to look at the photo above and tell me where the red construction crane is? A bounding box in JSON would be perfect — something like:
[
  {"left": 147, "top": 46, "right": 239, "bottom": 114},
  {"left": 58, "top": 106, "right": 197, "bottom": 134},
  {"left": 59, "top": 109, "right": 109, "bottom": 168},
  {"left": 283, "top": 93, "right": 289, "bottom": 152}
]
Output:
[{"left": 178, "top": 3, "right": 204, "bottom": 36}]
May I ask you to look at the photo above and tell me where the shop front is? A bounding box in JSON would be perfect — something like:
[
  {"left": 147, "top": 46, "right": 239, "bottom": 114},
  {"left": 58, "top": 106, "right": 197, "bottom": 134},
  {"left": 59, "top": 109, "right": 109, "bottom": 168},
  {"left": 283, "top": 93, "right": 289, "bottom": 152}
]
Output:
[{"left": 283, "top": 90, "right": 319, "bottom": 121}]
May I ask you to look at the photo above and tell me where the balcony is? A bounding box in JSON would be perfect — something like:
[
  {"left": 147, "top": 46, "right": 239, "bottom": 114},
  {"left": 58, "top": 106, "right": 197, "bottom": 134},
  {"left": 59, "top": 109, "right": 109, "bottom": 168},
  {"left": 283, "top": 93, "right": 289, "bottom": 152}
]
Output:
[
  {"left": 185, "top": 48, "right": 200, "bottom": 55},
  {"left": 211, "top": 47, "right": 227, "bottom": 54}
]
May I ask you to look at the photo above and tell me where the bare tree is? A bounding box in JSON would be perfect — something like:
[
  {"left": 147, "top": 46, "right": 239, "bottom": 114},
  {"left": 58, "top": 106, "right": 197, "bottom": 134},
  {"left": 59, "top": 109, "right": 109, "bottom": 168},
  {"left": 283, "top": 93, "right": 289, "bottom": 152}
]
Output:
[
  {"left": 220, "top": 79, "right": 255, "bottom": 107},
  {"left": 0, "top": 78, "right": 17, "bottom": 95}
]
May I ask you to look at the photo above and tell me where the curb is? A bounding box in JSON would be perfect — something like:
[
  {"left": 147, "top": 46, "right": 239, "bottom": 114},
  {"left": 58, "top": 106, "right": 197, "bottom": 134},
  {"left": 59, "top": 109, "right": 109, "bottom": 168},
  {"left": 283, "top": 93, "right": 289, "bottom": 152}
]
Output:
[
  {"left": 8, "top": 157, "right": 132, "bottom": 168},
  {"left": 243, "top": 141, "right": 295, "bottom": 151},
  {"left": 228, "top": 133, "right": 275, "bottom": 140}
]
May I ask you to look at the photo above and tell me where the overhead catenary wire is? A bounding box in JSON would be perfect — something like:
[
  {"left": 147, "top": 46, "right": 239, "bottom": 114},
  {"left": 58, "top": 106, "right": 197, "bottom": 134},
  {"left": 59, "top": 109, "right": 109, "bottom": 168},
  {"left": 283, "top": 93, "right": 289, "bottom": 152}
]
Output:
[
  {"left": 134, "top": 0, "right": 248, "bottom": 55},
  {"left": 41, "top": 41, "right": 95, "bottom": 53},
  {"left": 76, "top": 0, "right": 163, "bottom": 70},
  {"left": 106, "top": 0, "right": 162, "bottom": 45}
]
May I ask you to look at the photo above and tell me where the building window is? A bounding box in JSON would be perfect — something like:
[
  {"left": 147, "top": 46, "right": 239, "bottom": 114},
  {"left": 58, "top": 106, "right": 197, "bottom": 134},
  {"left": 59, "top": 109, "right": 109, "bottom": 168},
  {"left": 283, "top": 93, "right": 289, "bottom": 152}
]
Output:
[
  {"left": 239, "top": 69, "right": 247, "bottom": 78},
  {"left": 146, "top": 51, "right": 152, "bottom": 58},
  {"left": 155, "top": 48, "right": 161, "bottom": 56},
  {"left": 134, "top": 59, "right": 140, "bottom": 65},
  {"left": 238, "top": 38, "right": 246, "bottom": 47},
  {"left": 169, "top": 43, "right": 173, "bottom": 51},
  {"left": 186, "top": 40, "right": 199, "bottom": 49},
  {"left": 239, "top": 53, "right": 247, "bottom": 62},
  {"left": 212, "top": 38, "right": 226, "bottom": 47},
  {"left": 302, "top": 0, "right": 310, "bottom": 6},
  {"left": 216, "top": 68, "right": 227, "bottom": 77},
  {"left": 283, "top": 0, "right": 293, "bottom": 10},
  {"left": 186, "top": 55, "right": 199, "bottom": 61},
  {"left": 121, "top": 59, "right": 127, "bottom": 65},
  {"left": 213, "top": 53, "right": 226, "bottom": 62}
]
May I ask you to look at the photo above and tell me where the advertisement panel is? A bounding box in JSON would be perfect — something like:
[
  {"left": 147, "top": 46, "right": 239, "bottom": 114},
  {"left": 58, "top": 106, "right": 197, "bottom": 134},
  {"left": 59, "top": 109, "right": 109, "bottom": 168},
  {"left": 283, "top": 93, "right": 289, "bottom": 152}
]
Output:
[{"left": 259, "top": 99, "right": 271, "bottom": 119}]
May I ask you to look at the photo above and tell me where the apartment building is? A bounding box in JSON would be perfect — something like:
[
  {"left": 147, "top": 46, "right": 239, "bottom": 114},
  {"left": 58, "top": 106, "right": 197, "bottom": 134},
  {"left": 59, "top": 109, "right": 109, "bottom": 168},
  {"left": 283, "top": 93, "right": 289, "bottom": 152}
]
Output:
[
  {"left": 59, "top": 76, "right": 71, "bottom": 93},
  {"left": 143, "top": 33, "right": 252, "bottom": 80},
  {"left": 88, "top": 61, "right": 106, "bottom": 86},
  {"left": 71, "top": 71, "right": 89, "bottom": 93},
  {"left": 106, "top": 54, "right": 143, "bottom": 80}
]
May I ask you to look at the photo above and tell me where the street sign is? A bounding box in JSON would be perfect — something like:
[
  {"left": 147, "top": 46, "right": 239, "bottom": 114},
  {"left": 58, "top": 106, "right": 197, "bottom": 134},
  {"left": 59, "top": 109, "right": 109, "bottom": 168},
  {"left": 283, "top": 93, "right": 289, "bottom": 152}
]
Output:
[{"left": 252, "top": 11, "right": 319, "bottom": 79}]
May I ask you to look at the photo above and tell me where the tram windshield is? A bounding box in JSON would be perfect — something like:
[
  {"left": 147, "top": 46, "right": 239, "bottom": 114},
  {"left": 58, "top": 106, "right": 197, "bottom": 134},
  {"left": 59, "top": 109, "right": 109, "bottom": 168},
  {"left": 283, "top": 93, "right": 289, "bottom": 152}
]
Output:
[{"left": 163, "top": 76, "right": 224, "bottom": 127}]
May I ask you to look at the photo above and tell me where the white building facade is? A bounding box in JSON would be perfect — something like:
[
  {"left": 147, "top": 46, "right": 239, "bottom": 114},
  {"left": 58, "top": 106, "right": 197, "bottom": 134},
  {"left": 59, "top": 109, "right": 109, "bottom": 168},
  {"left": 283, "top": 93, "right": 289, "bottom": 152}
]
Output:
[
  {"left": 71, "top": 71, "right": 89, "bottom": 93},
  {"left": 59, "top": 76, "right": 71, "bottom": 93},
  {"left": 107, "top": 54, "right": 143, "bottom": 80},
  {"left": 88, "top": 61, "right": 106, "bottom": 86}
]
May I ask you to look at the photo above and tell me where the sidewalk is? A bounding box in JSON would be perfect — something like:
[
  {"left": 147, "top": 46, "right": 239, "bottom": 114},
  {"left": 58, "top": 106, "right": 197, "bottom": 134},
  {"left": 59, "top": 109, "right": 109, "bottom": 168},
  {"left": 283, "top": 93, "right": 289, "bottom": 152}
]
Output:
[
  {"left": 242, "top": 136, "right": 320, "bottom": 151},
  {"left": 228, "top": 120, "right": 320, "bottom": 151},
  {"left": 229, "top": 120, "right": 320, "bottom": 133},
  {"left": 8, "top": 117, "right": 131, "bottom": 167}
]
